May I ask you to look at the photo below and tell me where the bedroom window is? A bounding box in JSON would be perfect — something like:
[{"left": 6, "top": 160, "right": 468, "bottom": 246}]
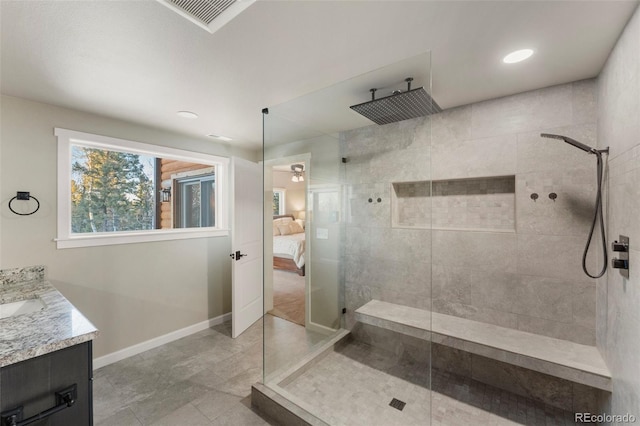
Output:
[
  {"left": 56, "top": 128, "right": 229, "bottom": 248},
  {"left": 273, "top": 188, "right": 286, "bottom": 215}
]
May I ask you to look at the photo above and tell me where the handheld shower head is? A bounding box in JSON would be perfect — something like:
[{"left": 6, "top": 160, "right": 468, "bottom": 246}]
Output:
[
  {"left": 540, "top": 133, "right": 596, "bottom": 154},
  {"left": 540, "top": 133, "right": 610, "bottom": 279}
]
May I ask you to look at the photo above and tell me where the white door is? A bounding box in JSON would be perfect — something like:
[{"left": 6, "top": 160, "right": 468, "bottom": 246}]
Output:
[{"left": 231, "top": 157, "right": 263, "bottom": 338}]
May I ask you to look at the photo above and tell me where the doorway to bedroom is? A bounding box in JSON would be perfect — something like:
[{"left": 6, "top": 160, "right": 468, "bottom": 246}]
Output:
[{"left": 268, "top": 161, "right": 307, "bottom": 326}]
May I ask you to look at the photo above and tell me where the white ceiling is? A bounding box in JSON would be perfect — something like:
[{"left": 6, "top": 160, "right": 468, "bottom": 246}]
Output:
[
  {"left": 273, "top": 163, "right": 305, "bottom": 172},
  {"left": 1, "top": 0, "right": 638, "bottom": 150}
]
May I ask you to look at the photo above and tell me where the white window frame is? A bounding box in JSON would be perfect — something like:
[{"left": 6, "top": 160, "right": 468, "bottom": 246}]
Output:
[
  {"left": 55, "top": 128, "right": 229, "bottom": 249},
  {"left": 273, "top": 188, "right": 286, "bottom": 216}
]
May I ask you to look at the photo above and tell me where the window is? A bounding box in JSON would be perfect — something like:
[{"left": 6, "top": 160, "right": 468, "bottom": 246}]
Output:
[
  {"left": 273, "top": 188, "right": 285, "bottom": 215},
  {"left": 175, "top": 173, "right": 216, "bottom": 228},
  {"left": 70, "top": 145, "right": 156, "bottom": 233},
  {"left": 56, "top": 128, "right": 229, "bottom": 248}
]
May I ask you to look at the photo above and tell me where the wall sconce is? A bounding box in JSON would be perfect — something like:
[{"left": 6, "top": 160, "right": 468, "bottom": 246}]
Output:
[
  {"left": 161, "top": 188, "right": 171, "bottom": 203},
  {"left": 291, "top": 164, "right": 305, "bottom": 183}
]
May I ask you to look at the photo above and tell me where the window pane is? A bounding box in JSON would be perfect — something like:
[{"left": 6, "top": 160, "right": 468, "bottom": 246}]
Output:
[
  {"left": 71, "top": 145, "right": 155, "bottom": 233},
  {"left": 182, "top": 181, "right": 201, "bottom": 228},
  {"left": 174, "top": 172, "right": 215, "bottom": 229},
  {"left": 202, "top": 179, "right": 216, "bottom": 227},
  {"left": 70, "top": 144, "right": 218, "bottom": 233},
  {"left": 272, "top": 189, "right": 285, "bottom": 216},
  {"left": 273, "top": 192, "right": 281, "bottom": 215}
]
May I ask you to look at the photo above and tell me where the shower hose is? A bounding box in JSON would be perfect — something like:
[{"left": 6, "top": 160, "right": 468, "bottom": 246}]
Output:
[{"left": 583, "top": 153, "right": 608, "bottom": 279}]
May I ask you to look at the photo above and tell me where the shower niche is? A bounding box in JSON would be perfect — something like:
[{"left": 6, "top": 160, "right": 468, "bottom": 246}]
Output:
[{"left": 391, "top": 175, "right": 516, "bottom": 232}]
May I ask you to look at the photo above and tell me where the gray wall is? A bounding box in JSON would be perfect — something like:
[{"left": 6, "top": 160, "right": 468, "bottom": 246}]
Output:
[
  {"left": 342, "top": 118, "right": 432, "bottom": 329},
  {"left": 0, "top": 95, "right": 257, "bottom": 358},
  {"left": 597, "top": 4, "right": 640, "bottom": 419},
  {"left": 272, "top": 170, "right": 306, "bottom": 215},
  {"left": 342, "top": 80, "right": 599, "bottom": 345}
]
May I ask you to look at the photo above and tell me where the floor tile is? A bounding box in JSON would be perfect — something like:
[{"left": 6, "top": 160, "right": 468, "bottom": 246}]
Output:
[
  {"left": 150, "top": 402, "right": 213, "bottom": 426},
  {"left": 92, "top": 316, "right": 583, "bottom": 425},
  {"left": 95, "top": 407, "right": 142, "bottom": 426},
  {"left": 282, "top": 340, "right": 582, "bottom": 426},
  {"left": 192, "top": 389, "right": 244, "bottom": 422},
  {"left": 127, "top": 380, "right": 211, "bottom": 424},
  {"left": 94, "top": 319, "right": 277, "bottom": 426}
]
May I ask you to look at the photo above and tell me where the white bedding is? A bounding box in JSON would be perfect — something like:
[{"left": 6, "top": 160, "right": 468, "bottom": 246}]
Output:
[{"left": 273, "top": 232, "right": 306, "bottom": 268}]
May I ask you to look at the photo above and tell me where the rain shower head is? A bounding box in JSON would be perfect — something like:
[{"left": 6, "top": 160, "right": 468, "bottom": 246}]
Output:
[
  {"left": 540, "top": 133, "right": 597, "bottom": 154},
  {"left": 350, "top": 78, "right": 442, "bottom": 125}
]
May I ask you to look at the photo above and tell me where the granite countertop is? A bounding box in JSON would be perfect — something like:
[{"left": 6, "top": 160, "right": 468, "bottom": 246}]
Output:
[{"left": 0, "top": 265, "right": 98, "bottom": 367}]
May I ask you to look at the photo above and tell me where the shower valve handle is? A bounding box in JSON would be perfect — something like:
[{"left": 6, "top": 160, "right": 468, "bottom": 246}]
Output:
[
  {"left": 612, "top": 258, "right": 629, "bottom": 269},
  {"left": 612, "top": 241, "right": 629, "bottom": 252}
]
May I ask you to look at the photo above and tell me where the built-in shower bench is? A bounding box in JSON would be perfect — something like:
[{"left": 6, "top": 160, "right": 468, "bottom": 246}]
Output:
[{"left": 355, "top": 299, "right": 612, "bottom": 391}]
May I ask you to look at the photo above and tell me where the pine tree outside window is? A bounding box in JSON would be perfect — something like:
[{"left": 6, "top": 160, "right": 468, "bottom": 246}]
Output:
[{"left": 71, "top": 146, "right": 156, "bottom": 233}]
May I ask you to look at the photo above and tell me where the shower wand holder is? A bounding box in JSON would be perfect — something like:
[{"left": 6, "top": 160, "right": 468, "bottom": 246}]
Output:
[{"left": 611, "top": 235, "right": 629, "bottom": 278}]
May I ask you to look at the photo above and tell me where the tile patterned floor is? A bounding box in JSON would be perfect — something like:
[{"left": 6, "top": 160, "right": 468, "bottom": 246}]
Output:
[
  {"left": 264, "top": 308, "right": 327, "bottom": 378},
  {"left": 283, "top": 340, "right": 584, "bottom": 426},
  {"left": 94, "top": 319, "right": 271, "bottom": 426},
  {"left": 283, "top": 340, "right": 430, "bottom": 426},
  {"left": 95, "top": 319, "right": 584, "bottom": 426},
  {"left": 431, "top": 371, "right": 581, "bottom": 426},
  {"left": 94, "top": 314, "right": 328, "bottom": 425}
]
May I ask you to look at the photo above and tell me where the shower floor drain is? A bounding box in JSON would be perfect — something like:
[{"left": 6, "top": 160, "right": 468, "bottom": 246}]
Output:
[{"left": 389, "top": 398, "right": 406, "bottom": 411}]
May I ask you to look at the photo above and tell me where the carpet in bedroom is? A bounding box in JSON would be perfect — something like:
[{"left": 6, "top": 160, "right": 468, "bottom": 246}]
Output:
[{"left": 268, "top": 270, "right": 305, "bottom": 326}]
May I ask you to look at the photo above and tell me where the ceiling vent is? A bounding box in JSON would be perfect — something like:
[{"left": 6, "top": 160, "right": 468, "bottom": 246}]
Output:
[{"left": 157, "top": 0, "right": 255, "bottom": 34}]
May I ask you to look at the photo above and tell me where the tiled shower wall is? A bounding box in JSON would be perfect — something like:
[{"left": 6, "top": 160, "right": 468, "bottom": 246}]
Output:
[
  {"left": 597, "top": 3, "right": 640, "bottom": 420},
  {"left": 342, "top": 79, "right": 599, "bottom": 345}
]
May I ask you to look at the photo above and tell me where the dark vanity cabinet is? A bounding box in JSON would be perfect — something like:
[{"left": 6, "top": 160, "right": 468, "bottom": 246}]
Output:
[{"left": 1, "top": 342, "right": 93, "bottom": 426}]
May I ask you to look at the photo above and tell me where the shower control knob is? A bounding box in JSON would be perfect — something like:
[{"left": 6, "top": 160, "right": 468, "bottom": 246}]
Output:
[
  {"left": 611, "top": 258, "right": 629, "bottom": 269},
  {"left": 612, "top": 241, "right": 629, "bottom": 252}
]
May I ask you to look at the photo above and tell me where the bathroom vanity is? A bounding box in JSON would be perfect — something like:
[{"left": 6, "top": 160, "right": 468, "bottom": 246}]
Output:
[{"left": 0, "top": 266, "right": 98, "bottom": 426}]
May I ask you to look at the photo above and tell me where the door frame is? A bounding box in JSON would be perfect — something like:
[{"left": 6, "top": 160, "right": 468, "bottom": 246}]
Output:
[{"left": 264, "top": 153, "right": 311, "bottom": 328}]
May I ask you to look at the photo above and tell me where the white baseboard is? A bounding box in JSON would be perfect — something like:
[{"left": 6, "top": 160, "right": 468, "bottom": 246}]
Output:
[{"left": 93, "top": 312, "right": 231, "bottom": 370}]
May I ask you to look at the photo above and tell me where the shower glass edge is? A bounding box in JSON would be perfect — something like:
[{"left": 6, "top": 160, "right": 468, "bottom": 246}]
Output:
[{"left": 261, "top": 112, "right": 346, "bottom": 383}]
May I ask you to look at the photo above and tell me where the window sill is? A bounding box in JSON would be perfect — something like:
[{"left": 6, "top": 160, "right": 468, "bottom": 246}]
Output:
[{"left": 55, "top": 228, "right": 230, "bottom": 249}]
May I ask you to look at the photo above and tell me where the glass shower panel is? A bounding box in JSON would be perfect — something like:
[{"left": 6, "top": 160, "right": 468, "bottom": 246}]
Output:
[
  {"left": 340, "top": 53, "right": 433, "bottom": 426},
  {"left": 262, "top": 111, "right": 345, "bottom": 385},
  {"left": 260, "top": 51, "right": 433, "bottom": 426}
]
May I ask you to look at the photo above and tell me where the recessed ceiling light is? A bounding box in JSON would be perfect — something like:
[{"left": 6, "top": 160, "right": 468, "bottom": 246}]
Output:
[
  {"left": 503, "top": 49, "right": 534, "bottom": 64},
  {"left": 177, "top": 111, "right": 198, "bottom": 119},
  {"left": 207, "top": 134, "right": 233, "bottom": 142}
]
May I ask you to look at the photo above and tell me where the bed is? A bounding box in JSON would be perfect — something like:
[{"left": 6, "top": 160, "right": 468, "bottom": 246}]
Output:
[{"left": 273, "top": 214, "right": 306, "bottom": 276}]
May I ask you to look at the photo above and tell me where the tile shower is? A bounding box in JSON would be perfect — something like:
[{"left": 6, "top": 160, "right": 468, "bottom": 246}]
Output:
[
  {"left": 344, "top": 80, "right": 598, "bottom": 346},
  {"left": 340, "top": 80, "right": 602, "bottom": 420},
  {"left": 257, "top": 53, "right": 638, "bottom": 423}
]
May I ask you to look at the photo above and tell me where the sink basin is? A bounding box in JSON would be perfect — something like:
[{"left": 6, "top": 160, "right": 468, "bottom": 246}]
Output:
[{"left": 0, "top": 298, "right": 46, "bottom": 319}]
